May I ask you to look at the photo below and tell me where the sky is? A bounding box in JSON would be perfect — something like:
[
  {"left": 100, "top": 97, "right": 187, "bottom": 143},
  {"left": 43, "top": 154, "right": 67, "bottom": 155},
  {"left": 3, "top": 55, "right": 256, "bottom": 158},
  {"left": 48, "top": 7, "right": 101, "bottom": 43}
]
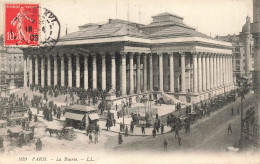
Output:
[{"left": 0, "top": 0, "right": 253, "bottom": 37}]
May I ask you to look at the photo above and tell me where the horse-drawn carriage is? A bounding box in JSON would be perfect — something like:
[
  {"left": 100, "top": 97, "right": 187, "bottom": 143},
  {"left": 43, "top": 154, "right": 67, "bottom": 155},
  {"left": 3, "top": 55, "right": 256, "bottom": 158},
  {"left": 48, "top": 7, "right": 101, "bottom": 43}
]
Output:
[
  {"left": 46, "top": 126, "right": 77, "bottom": 141},
  {"left": 1, "top": 107, "right": 28, "bottom": 127},
  {"left": 7, "top": 128, "right": 34, "bottom": 146},
  {"left": 6, "top": 109, "right": 28, "bottom": 127}
]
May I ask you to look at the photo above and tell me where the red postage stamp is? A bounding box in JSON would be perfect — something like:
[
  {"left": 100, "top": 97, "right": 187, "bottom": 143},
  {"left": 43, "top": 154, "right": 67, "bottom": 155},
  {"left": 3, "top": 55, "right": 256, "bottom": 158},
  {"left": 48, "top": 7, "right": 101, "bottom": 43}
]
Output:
[{"left": 5, "top": 4, "right": 39, "bottom": 47}]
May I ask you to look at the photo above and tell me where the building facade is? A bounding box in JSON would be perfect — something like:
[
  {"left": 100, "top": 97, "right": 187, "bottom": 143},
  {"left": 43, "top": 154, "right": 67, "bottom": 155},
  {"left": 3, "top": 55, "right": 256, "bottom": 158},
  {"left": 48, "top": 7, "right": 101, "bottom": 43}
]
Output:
[
  {"left": 218, "top": 17, "right": 254, "bottom": 85},
  {"left": 23, "top": 12, "right": 234, "bottom": 104},
  {"left": 0, "top": 44, "right": 24, "bottom": 87}
]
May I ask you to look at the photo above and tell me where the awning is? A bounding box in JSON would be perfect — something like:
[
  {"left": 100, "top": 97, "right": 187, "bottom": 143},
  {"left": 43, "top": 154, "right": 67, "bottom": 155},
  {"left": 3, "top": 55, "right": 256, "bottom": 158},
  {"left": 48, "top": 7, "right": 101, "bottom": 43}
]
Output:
[
  {"left": 88, "top": 113, "right": 100, "bottom": 120},
  {"left": 64, "top": 112, "right": 84, "bottom": 121}
]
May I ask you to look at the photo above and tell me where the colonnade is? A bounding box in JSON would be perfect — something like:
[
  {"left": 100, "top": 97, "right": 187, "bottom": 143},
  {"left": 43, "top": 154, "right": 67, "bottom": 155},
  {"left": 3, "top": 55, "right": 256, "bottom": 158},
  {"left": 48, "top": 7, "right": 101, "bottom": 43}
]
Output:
[{"left": 23, "top": 51, "right": 233, "bottom": 97}]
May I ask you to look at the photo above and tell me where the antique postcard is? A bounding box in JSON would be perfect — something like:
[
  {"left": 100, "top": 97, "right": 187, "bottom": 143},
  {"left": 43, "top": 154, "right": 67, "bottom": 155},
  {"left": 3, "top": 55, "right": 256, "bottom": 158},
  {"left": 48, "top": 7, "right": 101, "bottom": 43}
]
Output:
[{"left": 0, "top": 0, "right": 259, "bottom": 163}]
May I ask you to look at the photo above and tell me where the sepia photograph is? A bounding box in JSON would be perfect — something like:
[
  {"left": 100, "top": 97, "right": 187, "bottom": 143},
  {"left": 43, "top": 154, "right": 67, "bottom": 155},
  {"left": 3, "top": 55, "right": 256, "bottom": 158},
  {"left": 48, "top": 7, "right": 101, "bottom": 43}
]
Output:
[{"left": 0, "top": 0, "right": 259, "bottom": 163}]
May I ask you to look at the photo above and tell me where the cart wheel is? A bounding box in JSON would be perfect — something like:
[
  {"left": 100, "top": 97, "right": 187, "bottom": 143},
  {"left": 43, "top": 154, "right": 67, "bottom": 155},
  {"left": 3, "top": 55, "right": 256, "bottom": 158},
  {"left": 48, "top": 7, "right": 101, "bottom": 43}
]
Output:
[
  {"left": 73, "top": 133, "right": 77, "bottom": 139},
  {"left": 11, "top": 121, "right": 16, "bottom": 127},
  {"left": 57, "top": 133, "right": 62, "bottom": 140}
]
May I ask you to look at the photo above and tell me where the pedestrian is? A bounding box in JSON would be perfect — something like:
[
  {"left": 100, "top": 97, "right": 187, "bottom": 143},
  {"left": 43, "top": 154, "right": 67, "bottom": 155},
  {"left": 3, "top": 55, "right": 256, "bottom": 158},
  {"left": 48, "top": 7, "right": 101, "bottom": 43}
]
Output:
[
  {"left": 130, "top": 122, "right": 134, "bottom": 133},
  {"left": 178, "top": 136, "right": 181, "bottom": 146},
  {"left": 86, "top": 125, "right": 90, "bottom": 136},
  {"left": 89, "top": 133, "right": 93, "bottom": 144},
  {"left": 231, "top": 107, "right": 234, "bottom": 115},
  {"left": 175, "top": 127, "right": 179, "bottom": 138},
  {"left": 0, "top": 136, "right": 3, "bottom": 149},
  {"left": 117, "top": 111, "right": 120, "bottom": 119},
  {"left": 118, "top": 133, "right": 123, "bottom": 144},
  {"left": 161, "top": 123, "right": 164, "bottom": 134},
  {"left": 28, "top": 110, "right": 32, "bottom": 121},
  {"left": 237, "top": 108, "right": 240, "bottom": 115},
  {"left": 152, "top": 128, "right": 156, "bottom": 138},
  {"left": 35, "top": 138, "right": 42, "bottom": 151},
  {"left": 94, "top": 132, "right": 98, "bottom": 144},
  {"left": 228, "top": 123, "right": 232, "bottom": 134},
  {"left": 125, "top": 126, "right": 128, "bottom": 136},
  {"left": 113, "top": 118, "right": 116, "bottom": 126},
  {"left": 163, "top": 139, "right": 168, "bottom": 151},
  {"left": 34, "top": 114, "right": 37, "bottom": 122},
  {"left": 141, "top": 125, "right": 145, "bottom": 134}
]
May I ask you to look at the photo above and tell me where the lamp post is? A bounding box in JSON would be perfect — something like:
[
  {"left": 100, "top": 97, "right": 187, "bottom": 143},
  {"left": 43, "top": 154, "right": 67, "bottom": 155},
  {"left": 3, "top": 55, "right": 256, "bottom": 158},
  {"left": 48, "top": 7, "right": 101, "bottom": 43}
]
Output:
[
  {"left": 121, "top": 100, "right": 125, "bottom": 126},
  {"left": 240, "top": 91, "right": 245, "bottom": 152}
]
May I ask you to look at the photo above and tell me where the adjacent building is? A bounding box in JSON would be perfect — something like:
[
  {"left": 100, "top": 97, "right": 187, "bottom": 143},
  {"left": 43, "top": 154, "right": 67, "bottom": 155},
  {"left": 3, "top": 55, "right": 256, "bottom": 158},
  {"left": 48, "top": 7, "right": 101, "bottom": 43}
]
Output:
[
  {"left": 218, "top": 17, "right": 254, "bottom": 86},
  {"left": 0, "top": 44, "right": 24, "bottom": 87},
  {"left": 22, "top": 12, "right": 234, "bottom": 104}
]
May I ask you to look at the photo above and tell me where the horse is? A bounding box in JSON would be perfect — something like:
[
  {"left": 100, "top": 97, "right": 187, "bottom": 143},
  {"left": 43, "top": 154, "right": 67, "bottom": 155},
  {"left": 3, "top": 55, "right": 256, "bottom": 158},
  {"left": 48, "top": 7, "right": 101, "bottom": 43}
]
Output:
[{"left": 7, "top": 129, "right": 20, "bottom": 140}]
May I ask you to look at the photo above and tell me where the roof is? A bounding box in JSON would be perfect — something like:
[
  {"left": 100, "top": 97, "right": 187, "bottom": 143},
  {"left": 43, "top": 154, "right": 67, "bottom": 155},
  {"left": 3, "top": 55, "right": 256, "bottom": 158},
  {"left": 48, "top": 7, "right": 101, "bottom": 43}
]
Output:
[
  {"left": 152, "top": 12, "right": 183, "bottom": 19},
  {"left": 64, "top": 112, "right": 84, "bottom": 121},
  {"left": 65, "top": 104, "right": 96, "bottom": 112},
  {"left": 146, "top": 25, "right": 213, "bottom": 39},
  {"left": 88, "top": 113, "right": 100, "bottom": 120},
  {"left": 140, "top": 21, "right": 194, "bottom": 29},
  {"left": 60, "top": 23, "right": 146, "bottom": 41}
]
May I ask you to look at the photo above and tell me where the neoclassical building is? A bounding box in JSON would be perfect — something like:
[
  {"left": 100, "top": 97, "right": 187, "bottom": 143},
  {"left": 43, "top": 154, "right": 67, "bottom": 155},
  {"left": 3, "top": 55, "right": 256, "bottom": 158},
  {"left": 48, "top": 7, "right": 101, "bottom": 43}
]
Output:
[{"left": 22, "top": 12, "right": 234, "bottom": 104}]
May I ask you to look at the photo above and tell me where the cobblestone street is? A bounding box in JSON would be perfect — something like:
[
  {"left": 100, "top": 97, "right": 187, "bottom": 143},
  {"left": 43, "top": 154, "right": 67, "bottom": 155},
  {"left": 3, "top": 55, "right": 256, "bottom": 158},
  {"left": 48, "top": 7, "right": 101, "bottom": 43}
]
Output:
[{"left": 106, "top": 93, "right": 256, "bottom": 152}]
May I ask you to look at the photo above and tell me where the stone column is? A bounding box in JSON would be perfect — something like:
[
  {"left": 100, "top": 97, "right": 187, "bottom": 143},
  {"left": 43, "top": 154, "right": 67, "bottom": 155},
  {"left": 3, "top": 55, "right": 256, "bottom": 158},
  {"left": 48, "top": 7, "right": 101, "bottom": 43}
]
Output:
[
  {"left": 210, "top": 54, "right": 214, "bottom": 89},
  {"left": 230, "top": 55, "right": 233, "bottom": 84},
  {"left": 129, "top": 53, "right": 134, "bottom": 94},
  {"left": 219, "top": 54, "right": 223, "bottom": 87},
  {"left": 169, "top": 53, "right": 174, "bottom": 92},
  {"left": 84, "top": 54, "right": 89, "bottom": 90},
  {"left": 47, "top": 55, "right": 51, "bottom": 86},
  {"left": 231, "top": 55, "right": 233, "bottom": 84},
  {"left": 206, "top": 53, "right": 210, "bottom": 90},
  {"left": 143, "top": 53, "right": 147, "bottom": 92},
  {"left": 181, "top": 52, "right": 186, "bottom": 92},
  {"left": 193, "top": 53, "right": 198, "bottom": 93},
  {"left": 92, "top": 53, "right": 97, "bottom": 89},
  {"left": 35, "top": 56, "right": 38, "bottom": 85},
  {"left": 218, "top": 54, "right": 221, "bottom": 87},
  {"left": 225, "top": 55, "right": 228, "bottom": 85},
  {"left": 159, "top": 53, "right": 164, "bottom": 92},
  {"left": 136, "top": 53, "right": 141, "bottom": 93},
  {"left": 202, "top": 53, "right": 206, "bottom": 91},
  {"left": 198, "top": 53, "right": 202, "bottom": 92},
  {"left": 41, "top": 56, "right": 45, "bottom": 86},
  {"left": 149, "top": 53, "right": 153, "bottom": 91},
  {"left": 110, "top": 52, "right": 116, "bottom": 90},
  {"left": 216, "top": 54, "right": 219, "bottom": 87},
  {"left": 75, "top": 53, "right": 80, "bottom": 88},
  {"left": 121, "top": 52, "right": 127, "bottom": 96},
  {"left": 223, "top": 55, "right": 226, "bottom": 86},
  {"left": 228, "top": 55, "right": 231, "bottom": 84},
  {"left": 213, "top": 54, "right": 217, "bottom": 88},
  {"left": 53, "top": 55, "right": 58, "bottom": 86},
  {"left": 100, "top": 52, "right": 106, "bottom": 90},
  {"left": 67, "top": 55, "right": 72, "bottom": 87},
  {"left": 60, "top": 54, "right": 65, "bottom": 86},
  {"left": 23, "top": 55, "right": 27, "bottom": 87},
  {"left": 29, "top": 56, "right": 33, "bottom": 85}
]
